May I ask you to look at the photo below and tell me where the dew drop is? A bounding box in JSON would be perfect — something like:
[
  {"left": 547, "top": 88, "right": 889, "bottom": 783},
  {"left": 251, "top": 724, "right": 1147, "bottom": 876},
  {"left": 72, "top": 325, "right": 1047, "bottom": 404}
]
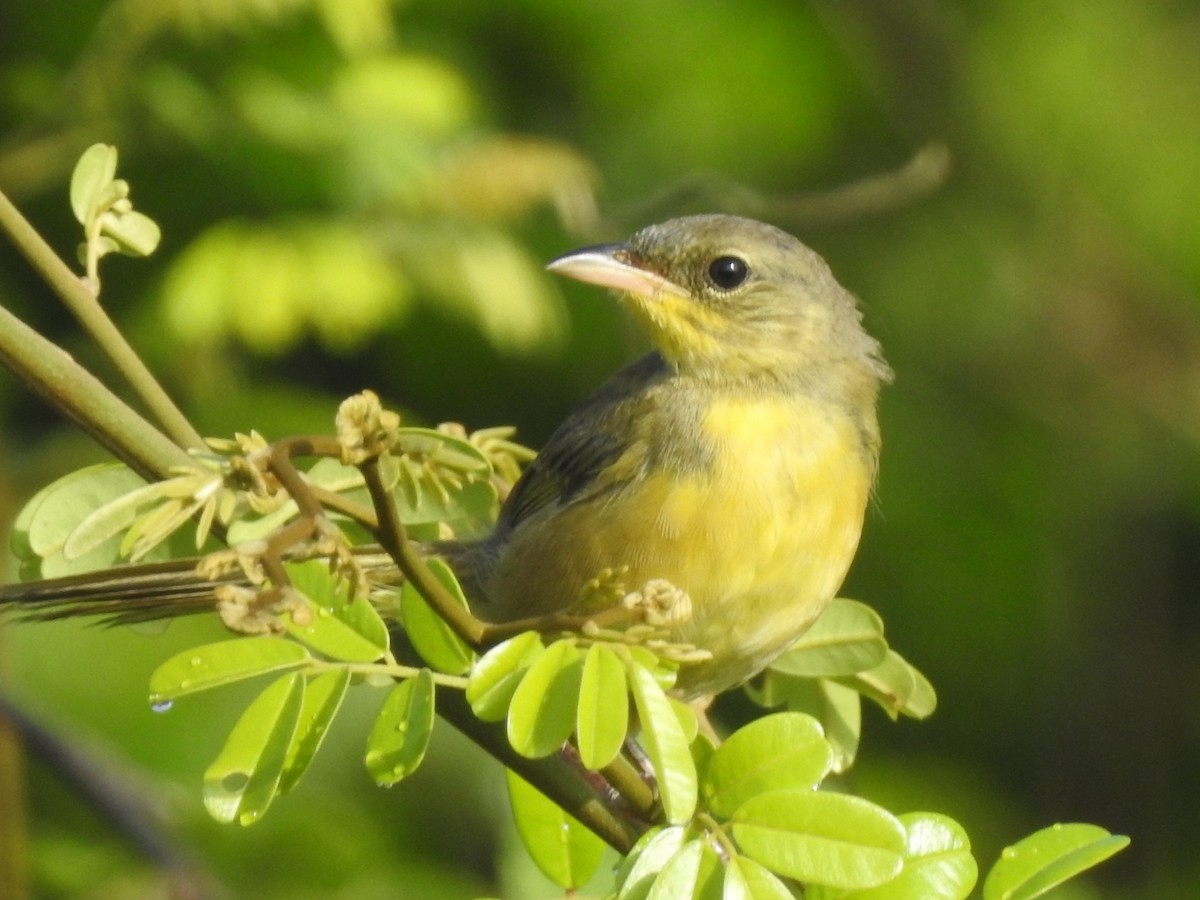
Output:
[
  {"left": 190, "top": 656, "right": 203, "bottom": 667},
  {"left": 1002, "top": 847, "right": 1017, "bottom": 860},
  {"left": 150, "top": 698, "right": 173, "bottom": 713}
]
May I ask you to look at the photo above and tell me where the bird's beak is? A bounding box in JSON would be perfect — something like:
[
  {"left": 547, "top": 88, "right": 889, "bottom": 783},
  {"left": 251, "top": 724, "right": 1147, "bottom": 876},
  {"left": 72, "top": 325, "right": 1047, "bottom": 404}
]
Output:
[{"left": 546, "top": 243, "right": 684, "bottom": 300}]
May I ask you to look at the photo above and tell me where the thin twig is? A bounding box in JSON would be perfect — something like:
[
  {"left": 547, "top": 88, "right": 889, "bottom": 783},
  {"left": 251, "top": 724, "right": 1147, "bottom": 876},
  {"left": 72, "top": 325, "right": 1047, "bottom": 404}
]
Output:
[
  {"left": 604, "top": 142, "right": 952, "bottom": 233},
  {"left": 0, "top": 186, "right": 206, "bottom": 451},
  {"left": 360, "top": 455, "right": 489, "bottom": 645}
]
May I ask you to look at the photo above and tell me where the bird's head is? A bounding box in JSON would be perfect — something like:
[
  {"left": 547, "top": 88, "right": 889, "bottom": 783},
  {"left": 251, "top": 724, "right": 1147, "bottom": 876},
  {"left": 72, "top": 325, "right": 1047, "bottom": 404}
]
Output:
[{"left": 548, "top": 214, "right": 891, "bottom": 392}]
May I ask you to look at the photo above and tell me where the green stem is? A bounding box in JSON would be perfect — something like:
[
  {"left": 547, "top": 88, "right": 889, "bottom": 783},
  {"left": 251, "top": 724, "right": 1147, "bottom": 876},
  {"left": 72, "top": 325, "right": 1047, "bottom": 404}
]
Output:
[
  {"left": 600, "top": 753, "right": 658, "bottom": 820},
  {"left": 308, "top": 660, "right": 468, "bottom": 690},
  {"left": 0, "top": 186, "right": 206, "bottom": 452},
  {"left": 0, "top": 300, "right": 195, "bottom": 482}
]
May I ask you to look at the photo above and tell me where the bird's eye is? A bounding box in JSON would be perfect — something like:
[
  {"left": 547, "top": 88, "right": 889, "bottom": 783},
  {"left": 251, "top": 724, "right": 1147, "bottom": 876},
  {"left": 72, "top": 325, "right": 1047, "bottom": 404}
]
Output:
[{"left": 707, "top": 255, "right": 749, "bottom": 290}]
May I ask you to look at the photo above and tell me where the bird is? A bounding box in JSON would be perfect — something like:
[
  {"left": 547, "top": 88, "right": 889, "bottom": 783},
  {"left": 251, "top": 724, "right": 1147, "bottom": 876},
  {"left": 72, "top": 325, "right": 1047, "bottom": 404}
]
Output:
[
  {"left": 440, "top": 214, "right": 891, "bottom": 696},
  {"left": 0, "top": 214, "right": 891, "bottom": 699}
]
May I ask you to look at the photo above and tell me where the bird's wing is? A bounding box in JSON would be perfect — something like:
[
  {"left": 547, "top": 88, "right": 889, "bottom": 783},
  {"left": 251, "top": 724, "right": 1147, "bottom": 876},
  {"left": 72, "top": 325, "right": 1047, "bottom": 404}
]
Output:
[{"left": 497, "top": 353, "right": 668, "bottom": 534}]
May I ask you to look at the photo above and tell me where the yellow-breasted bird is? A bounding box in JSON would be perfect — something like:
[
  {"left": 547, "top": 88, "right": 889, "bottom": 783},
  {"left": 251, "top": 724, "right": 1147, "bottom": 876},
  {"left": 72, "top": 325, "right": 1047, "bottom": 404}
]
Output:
[
  {"left": 449, "top": 214, "right": 890, "bottom": 696},
  {"left": 0, "top": 214, "right": 890, "bottom": 699}
]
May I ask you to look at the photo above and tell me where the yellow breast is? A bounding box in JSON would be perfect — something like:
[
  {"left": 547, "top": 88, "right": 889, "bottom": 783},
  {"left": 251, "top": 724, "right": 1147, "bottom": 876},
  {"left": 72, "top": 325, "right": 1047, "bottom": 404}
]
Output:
[{"left": 658, "top": 395, "right": 872, "bottom": 693}]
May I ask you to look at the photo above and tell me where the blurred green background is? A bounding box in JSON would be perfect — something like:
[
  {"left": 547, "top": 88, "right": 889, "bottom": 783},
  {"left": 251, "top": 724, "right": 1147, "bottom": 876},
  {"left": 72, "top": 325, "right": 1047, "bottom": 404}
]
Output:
[{"left": 2, "top": 0, "right": 1198, "bottom": 896}]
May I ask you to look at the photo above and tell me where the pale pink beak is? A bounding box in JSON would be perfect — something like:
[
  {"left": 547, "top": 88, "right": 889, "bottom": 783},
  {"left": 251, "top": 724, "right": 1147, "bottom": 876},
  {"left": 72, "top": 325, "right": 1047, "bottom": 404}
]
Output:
[{"left": 546, "top": 243, "right": 684, "bottom": 299}]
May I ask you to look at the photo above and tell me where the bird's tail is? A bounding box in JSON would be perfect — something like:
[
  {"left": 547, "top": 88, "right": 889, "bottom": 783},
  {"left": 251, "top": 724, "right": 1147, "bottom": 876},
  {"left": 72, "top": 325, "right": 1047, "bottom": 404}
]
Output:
[
  {"left": 0, "top": 559, "right": 243, "bottom": 625},
  {"left": 0, "top": 547, "right": 408, "bottom": 626}
]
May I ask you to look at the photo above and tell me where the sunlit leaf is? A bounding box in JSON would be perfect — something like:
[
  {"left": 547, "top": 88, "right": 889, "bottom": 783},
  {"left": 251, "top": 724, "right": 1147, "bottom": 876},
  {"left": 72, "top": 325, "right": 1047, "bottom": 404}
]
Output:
[
  {"left": 702, "top": 712, "right": 832, "bottom": 818},
  {"left": 364, "top": 669, "right": 436, "bottom": 786},
  {"left": 465, "top": 631, "right": 545, "bottom": 721},
  {"left": 505, "top": 768, "right": 606, "bottom": 890},
  {"left": 809, "top": 812, "right": 977, "bottom": 900},
  {"left": 14, "top": 464, "right": 146, "bottom": 577},
  {"left": 723, "top": 856, "right": 795, "bottom": 900},
  {"left": 283, "top": 561, "right": 388, "bottom": 662},
  {"left": 576, "top": 643, "right": 629, "bottom": 770},
  {"left": 57, "top": 475, "right": 166, "bottom": 561},
  {"left": 731, "top": 790, "right": 905, "bottom": 890},
  {"left": 615, "top": 827, "right": 686, "bottom": 900},
  {"left": 149, "top": 638, "right": 311, "bottom": 705},
  {"left": 770, "top": 599, "right": 888, "bottom": 678},
  {"left": 202, "top": 672, "right": 304, "bottom": 825},
  {"left": 982, "top": 823, "right": 1129, "bottom": 900},
  {"left": 670, "top": 697, "right": 698, "bottom": 746},
  {"left": 626, "top": 645, "right": 678, "bottom": 691},
  {"left": 278, "top": 669, "right": 350, "bottom": 795},
  {"left": 101, "top": 208, "right": 161, "bottom": 256},
  {"left": 399, "top": 556, "right": 474, "bottom": 674},
  {"left": 70, "top": 143, "right": 118, "bottom": 225},
  {"left": 507, "top": 639, "right": 582, "bottom": 758},
  {"left": 749, "top": 674, "right": 862, "bottom": 774},
  {"left": 835, "top": 649, "right": 936, "bottom": 720},
  {"left": 645, "top": 839, "right": 723, "bottom": 900},
  {"left": 625, "top": 654, "right": 697, "bottom": 824}
]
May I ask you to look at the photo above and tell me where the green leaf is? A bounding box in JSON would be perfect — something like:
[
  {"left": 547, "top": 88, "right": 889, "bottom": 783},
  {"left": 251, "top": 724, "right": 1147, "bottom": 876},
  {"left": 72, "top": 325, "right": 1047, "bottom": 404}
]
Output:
[
  {"left": 507, "top": 639, "right": 583, "bottom": 758},
  {"left": 277, "top": 669, "right": 350, "bottom": 795},
  {"left": 576, "top": 643, "right": 629, "bottom": 769},
  {"left": 399, "top": 556, "right": 475, "bottom": 674},
  {"left": 723, "top": 856, "right": 795, "bottom": 900},
  {"left": 646, "top": 840, "right": 723, "bottom": 900},
  {"left": 395, "top": 426, "right": 492, "bottom": 476},
  {"left": 702, "top": 712, "right": 832, "bottom": 818},
  {"left": 982, "top": 823, "right": 1129, "bottom": 900},
  {"left": 615, "top": 827, "right": 686, "bottom": 900},
  {"left": 505, "top": 768, "right": 606, "bottom": 890},
  {"left": 811, "top": 812, "right": 977, "bottom": 900},
  {"left": 465, "top": 631, "right": 545, "bottom": 721},
  {"left": 13, "top": 463, "right": 153, "bottom": 577},
  {"left": 835, "top": 649, "right": 937, "bottom": 720},
  {"left": 149, "top": 638, "right": 311, "bottom": 705},
  {"left": 770, "top": 599, "right": 888, "bottom": 678},
  {"left": 283, "top": 561, "right": 388, "bottom": 662},
  {"left": 70, "top": 143, "right": 118, "bottom": 225},
  {"left": 670, "top": 697, "right": 699, "bottom": 745},
  {"left": 627, "top": 645, "right": 678, "bottom": 691},
  {"left": 388, "top": 430, "right": 497, "bottom": 534},
  {"left": 750, "top": 674, "right": 862, "bottom": 774},
  {"left": 625, "top": 653, "right": 697, "bottom": 824},
  {"left": 731, "top": 790, "right": 906, "bottom": 890},
  {"left": 365, "top": 670, "right": 436, "bottom": 786},
  {"left": 202, "top": 672, "right": 304, "bottom": 825},
  {"left": 101, "top": 208, "right": 161, "bottom": 256},
  {"left": 61, "top": 479, "right": 169, "bottom": 561}
]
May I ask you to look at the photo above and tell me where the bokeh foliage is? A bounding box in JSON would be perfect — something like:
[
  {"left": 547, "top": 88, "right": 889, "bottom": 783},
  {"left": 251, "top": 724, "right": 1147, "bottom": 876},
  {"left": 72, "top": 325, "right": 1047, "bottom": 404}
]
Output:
[{"left": 1, "top": 0, "right": 1198, "bottom": 896}]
